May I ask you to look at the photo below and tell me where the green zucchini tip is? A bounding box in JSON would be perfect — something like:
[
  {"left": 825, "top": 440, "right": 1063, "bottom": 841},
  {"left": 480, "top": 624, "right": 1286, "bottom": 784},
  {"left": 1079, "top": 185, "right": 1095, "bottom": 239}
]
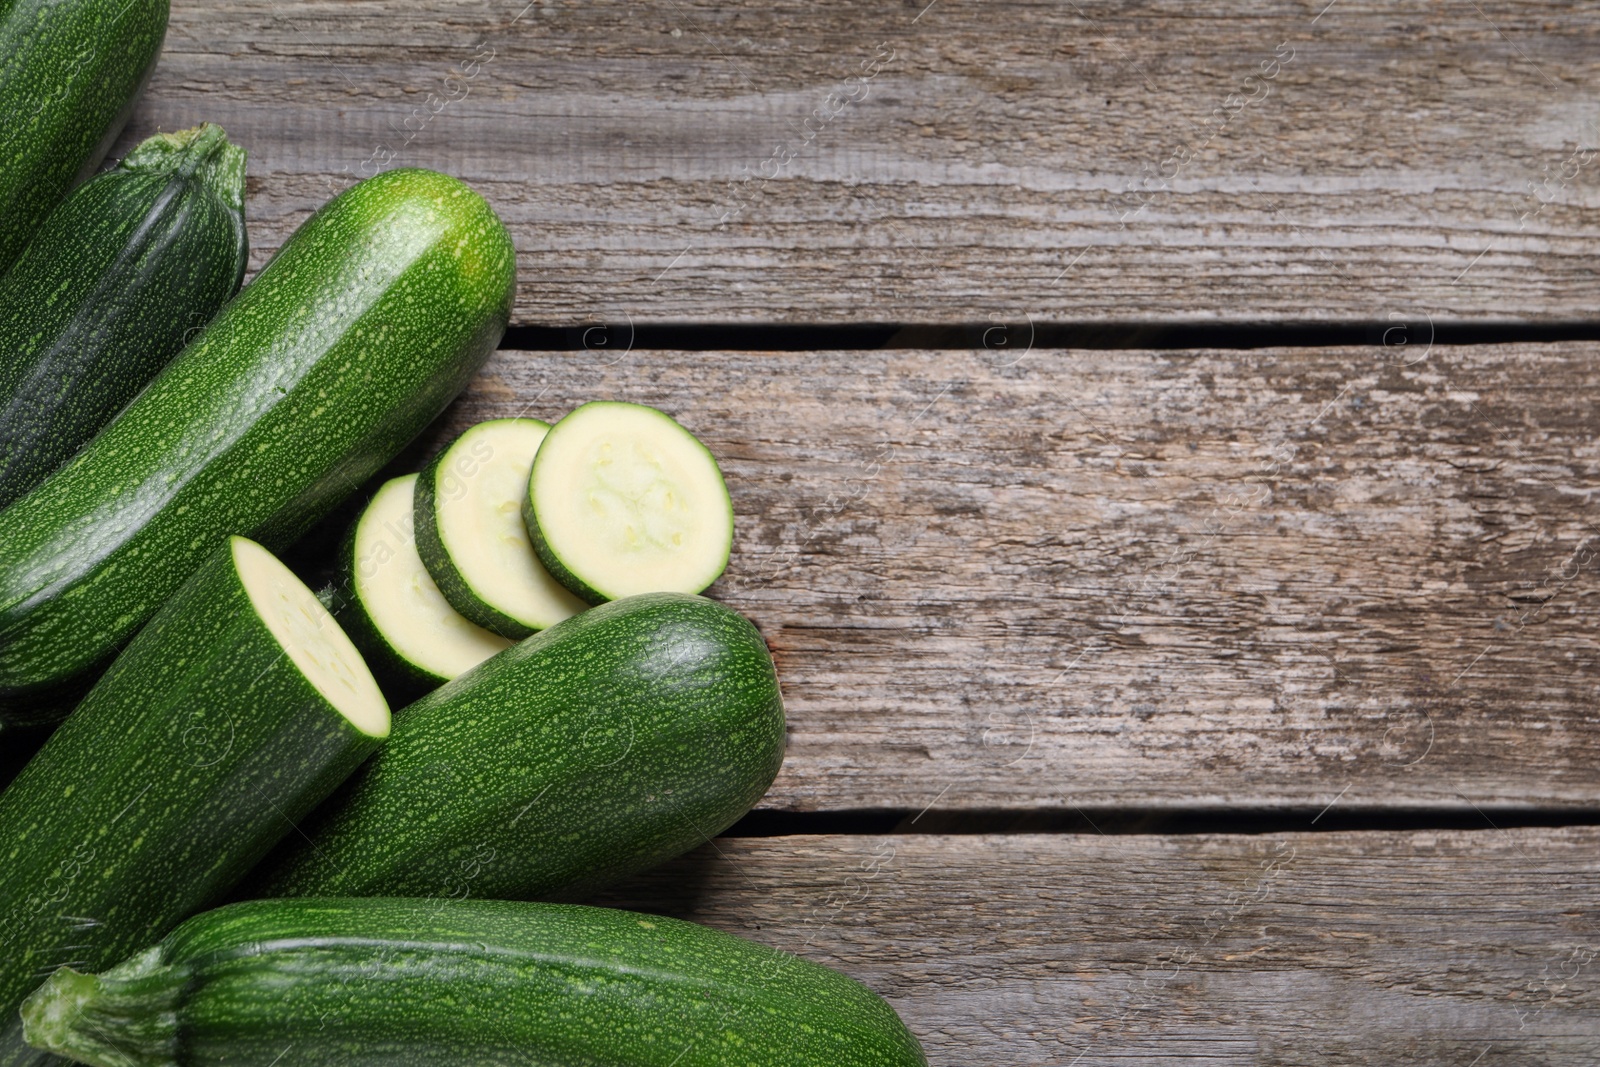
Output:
[
  {"left": 20, "top": 968, "right": 96, "bottom": 1058},
  {"left": 20, "top": 949, "right": 182, "bottom": 1067},
  {"left": 120, "top": 124, "right": 248, "bottom": 212}
]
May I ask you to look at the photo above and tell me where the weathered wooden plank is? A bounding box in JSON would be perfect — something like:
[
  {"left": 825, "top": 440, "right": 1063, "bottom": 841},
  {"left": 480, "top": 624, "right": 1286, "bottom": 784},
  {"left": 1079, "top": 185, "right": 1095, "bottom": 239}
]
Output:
[
  {"left": 116, "top": 0, "right": 1600, "bottom": 323},
  {"left": 433, "top": 343, "right": 1600, "bottom": 810},
  {"left": 593, "top": 829, "right": 1600, "bottom": 1065}
]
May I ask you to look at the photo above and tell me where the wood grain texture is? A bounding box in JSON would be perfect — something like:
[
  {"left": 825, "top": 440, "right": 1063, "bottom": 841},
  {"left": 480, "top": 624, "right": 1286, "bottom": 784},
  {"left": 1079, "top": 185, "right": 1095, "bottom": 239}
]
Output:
[
  {"left": 429, "top": 343, "right": 1600, "bottom": 811},
  {"left": 113, "top": 0, "right": 1600, "bottom": 324},
  {"left": 593, "top": 830, "right": 1600, "bottom": 1065}
]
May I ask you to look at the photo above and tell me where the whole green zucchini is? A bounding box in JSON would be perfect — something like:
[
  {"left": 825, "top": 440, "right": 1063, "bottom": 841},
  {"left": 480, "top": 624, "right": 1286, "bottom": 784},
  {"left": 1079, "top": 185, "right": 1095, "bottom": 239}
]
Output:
[
  {"left": 0, "top": 167, "right": 515, "bottom": 722},
  {"left": 0, "top": 535, "right": 390, "bottom": 1067},
  {"left": 0, "top": 123, "right": 247, "bottom": 510},
  {"left": 21, "top": 898, "right": 928, "bottom": 1067},
  {"left": 0, "top": 0, "right": 168, "bottom": 272},
  {"left": 257, "top": 592, "right": 785, "bottom": 901}
]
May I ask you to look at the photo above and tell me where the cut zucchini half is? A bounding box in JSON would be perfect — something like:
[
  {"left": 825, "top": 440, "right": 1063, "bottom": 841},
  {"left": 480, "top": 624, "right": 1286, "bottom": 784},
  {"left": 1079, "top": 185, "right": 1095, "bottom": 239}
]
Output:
[
  {"left": 415, "top": 419, "right": 588, "bottom": 638},
  {"left": 0, "top": 535, "right": 390, "bottom": 1059},
  {"left": 524, "top": 402, "right": 733, "bottom": 604},
  {"left": 232, "top": 536, "right": 390, "bottom": 739},
  {"left": 340, "top": 474, "right": 512, "bottom": 691}
]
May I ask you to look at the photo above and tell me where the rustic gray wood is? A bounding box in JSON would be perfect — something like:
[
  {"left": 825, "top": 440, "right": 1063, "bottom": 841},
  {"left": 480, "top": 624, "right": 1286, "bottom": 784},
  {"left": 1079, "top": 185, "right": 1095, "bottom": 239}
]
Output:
[
  {"left": 432, "top": 343, "right": 1600, "bottom": 811},
  {"left": 593, "top": 829, "right": 1600, "bottom": 1065},
  {"left": 118, "top": 0, "right": 1600, "bottom": 323}
]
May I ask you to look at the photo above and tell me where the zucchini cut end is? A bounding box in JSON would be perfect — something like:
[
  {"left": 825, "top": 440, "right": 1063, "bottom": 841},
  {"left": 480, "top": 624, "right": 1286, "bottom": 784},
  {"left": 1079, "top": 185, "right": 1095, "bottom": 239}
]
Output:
[
  {"left": 527, "top": 402, "right": 733, "bottom": 602},
  {"left": 231, "top": 536, "right": 390, "bottom": 738}
]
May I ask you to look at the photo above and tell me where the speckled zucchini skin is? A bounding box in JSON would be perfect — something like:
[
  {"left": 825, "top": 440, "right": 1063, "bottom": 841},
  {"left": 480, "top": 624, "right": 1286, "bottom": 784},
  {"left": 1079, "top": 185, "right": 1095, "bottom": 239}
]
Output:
[
  {"left": 413, "top": 418, "right": 551, "bottom": 639},
  {"left": 0, "top": 168, "right": 515, "bottom": 721},
  {"left": 0, "top": 123, "right": 248, "bottom": 510},
  {"left": 21, "top": 898, "right": 927, "bottom": 1067},
  {"left": 256, "top": 592, "right": 785, "bottom": 901},
  {"left": 0, "top": 0, "right": 168, "bottom": 272},
  {"left": 0, "top": 537, "right": 387, "bottom": 1067}
]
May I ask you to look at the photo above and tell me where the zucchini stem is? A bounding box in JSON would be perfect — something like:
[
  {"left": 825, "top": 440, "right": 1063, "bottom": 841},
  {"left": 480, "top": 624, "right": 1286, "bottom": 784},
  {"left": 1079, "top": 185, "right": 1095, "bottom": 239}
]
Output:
[
  {"left": 121, "top": 123, "right": 248, "bottom": 212},
  {"left": 20, "top": 949, "right": 185, "bottom": 1067}
]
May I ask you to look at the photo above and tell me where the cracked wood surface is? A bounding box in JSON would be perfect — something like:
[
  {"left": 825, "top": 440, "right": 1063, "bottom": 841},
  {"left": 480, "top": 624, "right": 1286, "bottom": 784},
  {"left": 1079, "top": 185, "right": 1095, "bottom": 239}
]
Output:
[
  {"left": 116, "top": 0, "right": 1600, "bottom": 323},
  {"left": 418, "top": 343, "right": 1600, "bottom": 811},
  {"left": 594, "top": 829, "right": 1600, "bottom": 1065}
]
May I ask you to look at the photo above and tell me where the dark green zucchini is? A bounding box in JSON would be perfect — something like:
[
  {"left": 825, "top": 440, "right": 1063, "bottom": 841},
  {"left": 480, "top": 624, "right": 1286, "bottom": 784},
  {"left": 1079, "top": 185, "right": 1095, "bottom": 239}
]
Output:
[
  {"left": 0, "top": 123, "right": 247, "bottom": 510},
  {"left": 257, "top": 592, "right": 785, "bottom": 902},
  {"left": 0, "top": 167, "right": 516, "bottom": 724},
  {"left": 0, "top": 536, "right": 389, "bottom": 1067},
  {"left": 21, "top": 898, "right": 928, "bottom": 1067},
  {"left": 0, "top": 0, "right": 169, "bottom": 272}
]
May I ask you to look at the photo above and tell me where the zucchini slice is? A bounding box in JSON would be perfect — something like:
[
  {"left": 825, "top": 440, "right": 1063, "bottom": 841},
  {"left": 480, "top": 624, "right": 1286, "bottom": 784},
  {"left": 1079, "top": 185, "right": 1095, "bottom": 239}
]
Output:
[
  {"left": 339, "top": 473, "right": 511, "bottom": 694},
  {"left": 414, "top": 419, "right": 587, "bottom": 638},
  {"left": 0, "top": 536, "right": 387, "bottom": 1067},
  {"left": 524, "top": 402, "right": 733, "bottom": 604}
]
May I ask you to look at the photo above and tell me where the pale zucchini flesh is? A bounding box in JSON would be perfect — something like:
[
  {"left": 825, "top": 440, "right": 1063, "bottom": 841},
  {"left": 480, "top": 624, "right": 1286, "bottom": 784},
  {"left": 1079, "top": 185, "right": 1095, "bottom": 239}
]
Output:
[
  {"left": 525, "top": 402, "right": 733, "bottom": 603},
  {"left": 349, "top": 474, "right": 511, "bottom": 683},
  {"left": 417, "top": 418, "right": 586, "bottom": 637},
  {"left": 233, "top": 536, "right": 388, "bottom": 737}
]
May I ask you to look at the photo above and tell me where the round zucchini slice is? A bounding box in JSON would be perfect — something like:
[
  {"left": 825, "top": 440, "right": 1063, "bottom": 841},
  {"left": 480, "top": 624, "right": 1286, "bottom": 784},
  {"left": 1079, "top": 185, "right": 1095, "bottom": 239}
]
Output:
[
  {"left": 415, "top": 419, "right": 587, "bottom": 638},
  {"left": 340, "top": 474, "right": 512, "bottom": 693},
  {"left": 524, "top": 402, "right": 733, "bottom": 604}
]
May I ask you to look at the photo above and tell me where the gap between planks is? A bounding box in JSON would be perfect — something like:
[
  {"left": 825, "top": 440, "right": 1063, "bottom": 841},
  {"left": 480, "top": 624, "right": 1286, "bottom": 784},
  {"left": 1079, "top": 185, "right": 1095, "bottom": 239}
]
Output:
[
  {"left": 719, "top": 806, "right": 1600, "bottom": 838},
  {"left": 494, "top": 320, "right": 1600, "bottom": 353}
]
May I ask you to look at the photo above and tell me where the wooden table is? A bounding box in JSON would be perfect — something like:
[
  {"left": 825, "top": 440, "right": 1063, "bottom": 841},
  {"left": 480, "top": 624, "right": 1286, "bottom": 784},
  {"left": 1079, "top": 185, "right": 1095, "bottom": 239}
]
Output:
[{"left": 125, "top": 2, "right": 1600, "bottom": 1061}]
